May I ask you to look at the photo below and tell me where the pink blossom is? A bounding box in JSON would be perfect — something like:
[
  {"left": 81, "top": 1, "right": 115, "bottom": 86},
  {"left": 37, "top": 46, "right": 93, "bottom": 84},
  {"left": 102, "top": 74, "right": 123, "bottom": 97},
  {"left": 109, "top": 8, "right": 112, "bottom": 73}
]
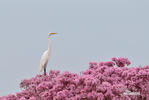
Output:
[{"left": 1, "top": 57, "right": 149, "bottom": 100}]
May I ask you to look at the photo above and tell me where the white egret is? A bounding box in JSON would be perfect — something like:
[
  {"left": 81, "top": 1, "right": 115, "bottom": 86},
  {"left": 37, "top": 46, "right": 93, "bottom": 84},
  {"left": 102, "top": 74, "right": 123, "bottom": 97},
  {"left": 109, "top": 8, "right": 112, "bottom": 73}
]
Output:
[{"left": 39, "top": 32, "right": 57, "bottom": 75}]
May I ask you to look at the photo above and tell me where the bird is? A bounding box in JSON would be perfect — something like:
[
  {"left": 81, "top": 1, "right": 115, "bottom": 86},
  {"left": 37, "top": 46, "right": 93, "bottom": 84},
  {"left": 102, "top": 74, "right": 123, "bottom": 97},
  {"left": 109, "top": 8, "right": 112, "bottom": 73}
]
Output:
[{"left": 39, "top": 32, "right": 57, "bottom": 75}]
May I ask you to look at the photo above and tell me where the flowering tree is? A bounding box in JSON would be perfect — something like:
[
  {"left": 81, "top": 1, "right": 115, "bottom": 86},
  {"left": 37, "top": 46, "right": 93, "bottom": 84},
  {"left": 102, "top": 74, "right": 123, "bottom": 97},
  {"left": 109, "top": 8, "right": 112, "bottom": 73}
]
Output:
[{"left": 1, "top": 57, "right": 149, "bottom": 100}]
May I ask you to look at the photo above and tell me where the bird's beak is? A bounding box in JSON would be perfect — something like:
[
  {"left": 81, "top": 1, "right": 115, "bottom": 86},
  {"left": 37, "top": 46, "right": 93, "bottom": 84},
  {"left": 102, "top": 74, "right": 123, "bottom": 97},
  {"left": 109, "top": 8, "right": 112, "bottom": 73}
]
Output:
[
  {"left": 51, "top": 32, "right": 57, "bottom": 35},
  {"left": 48, "top": 32, "right": 57, "bottom": 36}
]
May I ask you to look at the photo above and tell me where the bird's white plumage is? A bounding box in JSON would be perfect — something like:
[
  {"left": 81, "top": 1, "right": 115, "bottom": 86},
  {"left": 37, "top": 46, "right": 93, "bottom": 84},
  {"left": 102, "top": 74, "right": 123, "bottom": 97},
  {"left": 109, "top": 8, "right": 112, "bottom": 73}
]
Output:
[
  {"left": 40, "top": 50, "right": 49, "bottom": 72},
  {"left": 39, "top": 39, "right": 52, "bottom": 72}
]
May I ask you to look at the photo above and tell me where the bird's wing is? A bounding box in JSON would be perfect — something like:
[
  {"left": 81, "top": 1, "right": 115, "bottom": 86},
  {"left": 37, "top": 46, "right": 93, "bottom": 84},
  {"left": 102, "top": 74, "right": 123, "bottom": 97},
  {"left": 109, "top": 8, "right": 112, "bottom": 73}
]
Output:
[{"left": 39, "top": 50, "right": 49, "bottom": 72}]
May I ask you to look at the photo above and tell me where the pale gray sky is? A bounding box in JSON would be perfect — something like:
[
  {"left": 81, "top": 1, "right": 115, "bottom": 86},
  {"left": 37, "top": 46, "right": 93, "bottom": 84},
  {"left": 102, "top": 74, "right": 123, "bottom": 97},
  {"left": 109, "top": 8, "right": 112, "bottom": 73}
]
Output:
[{"left": 0, "top": 0, "right": 149, "bottom": 96}]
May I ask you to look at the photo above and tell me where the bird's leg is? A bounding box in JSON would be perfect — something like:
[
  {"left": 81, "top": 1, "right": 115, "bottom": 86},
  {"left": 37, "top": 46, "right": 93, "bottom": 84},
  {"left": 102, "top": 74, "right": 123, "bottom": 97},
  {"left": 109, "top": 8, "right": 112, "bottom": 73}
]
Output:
[{"left": 44, "top": 68, "right": 46, "bottom": 76}]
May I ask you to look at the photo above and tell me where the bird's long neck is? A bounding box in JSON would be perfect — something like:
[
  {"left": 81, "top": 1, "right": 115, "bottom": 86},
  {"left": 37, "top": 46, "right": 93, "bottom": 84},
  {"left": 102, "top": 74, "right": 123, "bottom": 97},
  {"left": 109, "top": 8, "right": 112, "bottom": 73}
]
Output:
[{"left": 48, "top": 38, "right": 52, "bottom": 53}]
